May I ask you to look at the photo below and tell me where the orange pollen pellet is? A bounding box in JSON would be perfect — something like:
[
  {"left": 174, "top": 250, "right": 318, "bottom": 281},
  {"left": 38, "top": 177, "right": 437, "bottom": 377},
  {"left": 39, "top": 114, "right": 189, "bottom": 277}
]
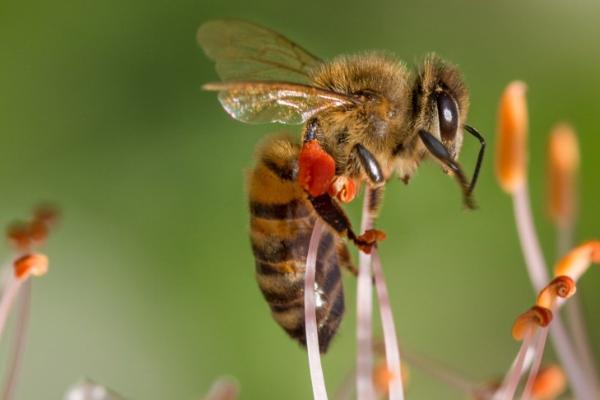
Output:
[
  {"left": 512, "top": 306, "right": 553, "bottom": 341},
  {"left": 496, "top": 81, "right": 528, "bottom": 193},
  {"left": 547, "top": 123, "right": 579, "bottom": 226},
  {"left": 13, "top": 253, "right": 49, "bottom": 279},
  {"left": 531, "top": 364, "right": 567, "bottom": 400},
  {"left": 536, "top": 276, "right": 576, "bottom": 309}
]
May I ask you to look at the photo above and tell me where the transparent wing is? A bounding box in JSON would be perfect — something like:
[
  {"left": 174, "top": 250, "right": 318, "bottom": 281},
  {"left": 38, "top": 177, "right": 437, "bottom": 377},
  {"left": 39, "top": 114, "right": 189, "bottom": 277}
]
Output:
[
  {"left": 197, "top": 20, "right": 323, "bottom": 84},
  {"left": 204, "top": 82, "right": 355, "bottom": 125}
]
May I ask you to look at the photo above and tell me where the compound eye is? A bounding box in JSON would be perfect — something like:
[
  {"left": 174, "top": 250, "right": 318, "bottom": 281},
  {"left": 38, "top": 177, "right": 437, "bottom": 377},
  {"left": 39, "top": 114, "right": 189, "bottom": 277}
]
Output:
[{"left": 436, "top": 92, "right": 459, "bottom": 142}]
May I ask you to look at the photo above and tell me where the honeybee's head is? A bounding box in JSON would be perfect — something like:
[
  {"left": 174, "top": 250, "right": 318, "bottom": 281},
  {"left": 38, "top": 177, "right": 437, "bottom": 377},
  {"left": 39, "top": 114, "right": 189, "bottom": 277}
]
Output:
[
  {"left": 411, "top": 54, "right": 469, "bottom": 160},
  {"left": 409, "top": 55, "right": 485, "bottom": 210}
]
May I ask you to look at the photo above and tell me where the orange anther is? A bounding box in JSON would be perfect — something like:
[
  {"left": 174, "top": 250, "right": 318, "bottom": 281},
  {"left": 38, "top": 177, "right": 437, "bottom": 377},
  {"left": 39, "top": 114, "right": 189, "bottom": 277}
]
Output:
[
  {"left": 373, "top": 362, "right": 409, "bottom": 395},
  {"left": 298, "top": 140, "right": 336, "bottom": 197},
  {"left": 373, "top": 363, "right": 394, "bottom": 395},
  {"left": 33, "top": 204, "right": 60, "bottom": 227},
  {"left": 496, "top": 81, "right": 528, "bottom": 193},
  {"left": 531, "top": 364, "right": 567, "bottom": 400},
  {"left": 536, "top": 276, "right": 576, "bottom": 309},
  {"left": 13, "top": 253, "right": 49, "bottom": 279},
  {"left": 554, "top": 240, "right": 600, "bottom": 281},
  {"left": 29, "top": 219, "right": 49, "bottom": 243},
  {"left": 7, "top": 222, "right": 31, "bottom": 251},
  {"left": 547, "top": 123, "right": 579, "bottom": 227},
  {"left": 512, "top": 306, "right": 553, "bottom": 341}
]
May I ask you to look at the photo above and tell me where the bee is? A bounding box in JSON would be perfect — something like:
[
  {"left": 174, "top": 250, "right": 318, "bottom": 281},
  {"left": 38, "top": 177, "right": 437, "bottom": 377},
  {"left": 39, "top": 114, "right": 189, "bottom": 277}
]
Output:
[{"left": 198, "top": 20, "right": 485, "bottom": 352}]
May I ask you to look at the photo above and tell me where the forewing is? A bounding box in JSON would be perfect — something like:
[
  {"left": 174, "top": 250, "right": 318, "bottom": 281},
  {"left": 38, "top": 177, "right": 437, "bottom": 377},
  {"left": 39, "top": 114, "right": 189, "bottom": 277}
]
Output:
[
  {"left": 198, "top": 20, "right": 322, "bottom": 84},
  {"left": 204, "top": 82, "right": 355, "bottom": 125}
]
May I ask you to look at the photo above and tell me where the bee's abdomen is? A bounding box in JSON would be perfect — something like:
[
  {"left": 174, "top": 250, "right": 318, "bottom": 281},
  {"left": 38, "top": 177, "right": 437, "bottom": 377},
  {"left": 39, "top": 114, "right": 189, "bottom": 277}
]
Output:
[{"left": 248, "top": 135, "right": 345, "bottom": 353}]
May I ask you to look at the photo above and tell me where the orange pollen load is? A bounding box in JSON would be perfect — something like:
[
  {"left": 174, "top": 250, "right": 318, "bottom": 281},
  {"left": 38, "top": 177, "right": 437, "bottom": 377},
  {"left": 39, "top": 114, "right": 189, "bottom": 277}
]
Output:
[
  {"left": 13, "top": 253, "right": 49, "bottom": 279},
  {"left": 298, "top": 140, "right": 336, "bottom": 197},
  {"left": 496, "top": 81, "right": 528, "bottom": 194},
  {"left": 512, "top": 305, "right": 553, "bottom": 341}
]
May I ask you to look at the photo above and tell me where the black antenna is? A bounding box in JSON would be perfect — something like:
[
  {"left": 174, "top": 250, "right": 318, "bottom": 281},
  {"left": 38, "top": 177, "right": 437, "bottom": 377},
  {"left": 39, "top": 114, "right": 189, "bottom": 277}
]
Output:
[{"left": 464, "top": 125, "right": 486, "bottom": 195}]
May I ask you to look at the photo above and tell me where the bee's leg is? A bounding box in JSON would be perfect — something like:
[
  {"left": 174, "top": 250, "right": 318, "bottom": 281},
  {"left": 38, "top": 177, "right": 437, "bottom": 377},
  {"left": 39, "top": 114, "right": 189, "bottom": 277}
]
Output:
[
  {"left": 365, "top": 185, "right": 385, "bottom": 221},
  {"left": 336, "top": 241, "right": 358, "bottom": 277},
  {"left": 309, "top": 194, "right": 386, "bottom": 254}
]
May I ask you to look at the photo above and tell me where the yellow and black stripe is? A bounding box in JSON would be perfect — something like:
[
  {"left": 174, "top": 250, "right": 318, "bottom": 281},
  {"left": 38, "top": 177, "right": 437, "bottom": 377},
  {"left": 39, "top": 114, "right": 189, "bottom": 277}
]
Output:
[{"left": 248, "top": 135, "right": 346, "bottom": 353}]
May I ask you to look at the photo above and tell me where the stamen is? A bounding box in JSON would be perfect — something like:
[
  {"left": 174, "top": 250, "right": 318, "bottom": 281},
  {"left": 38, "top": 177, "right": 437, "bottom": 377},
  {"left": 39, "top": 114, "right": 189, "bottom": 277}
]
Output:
[
  {"left": 496, "top": 80, "right": 594, "bottom": 399},
  {"left": 304, "top": 219, "right": 328, "bottom": 400},
  {"left": 496, "top": 81, "right": 528, "bottom": 193},
  {"left": 545, "top": 123, "right": 598, "bottom": 387}
]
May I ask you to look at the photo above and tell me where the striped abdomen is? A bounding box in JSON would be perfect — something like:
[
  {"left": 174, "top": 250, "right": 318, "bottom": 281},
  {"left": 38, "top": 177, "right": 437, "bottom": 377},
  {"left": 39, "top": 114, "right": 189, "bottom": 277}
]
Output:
[{"left": 248, "top": 135, "right": 346, "bottom": 353}]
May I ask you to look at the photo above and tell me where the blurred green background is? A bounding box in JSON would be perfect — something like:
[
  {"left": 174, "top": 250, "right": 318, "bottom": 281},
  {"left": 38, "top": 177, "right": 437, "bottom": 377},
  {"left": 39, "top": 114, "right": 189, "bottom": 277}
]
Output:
[{"left": 1, "top": 0, "right": 599, "bottom": 398}]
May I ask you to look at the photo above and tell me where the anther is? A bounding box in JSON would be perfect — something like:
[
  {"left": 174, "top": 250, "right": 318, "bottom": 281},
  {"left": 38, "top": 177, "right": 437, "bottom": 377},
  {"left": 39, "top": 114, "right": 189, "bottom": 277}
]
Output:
[
  {"left": 553, "top": 240, "right": 600, "bottom": 281},
  {"left": 13, "top": 253, "right": 49, "bottom": 279},
  {"left": 536, "top": 276, "right": 576, "bottom": 309},
  {"left": 512, "top": 305, "right": 553, "bottom": 341},
  {"left": 547, "top": 123, "right": 579, "bottom": 227},
  {"left": 6, "top": 222, "right": 31, "bottom": 251},
  {"left": 496, "top": 81, "right": 528, "bottom": 193},
  {"left": 531, "top": 364, "right": 567, "bottom": 400}
]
